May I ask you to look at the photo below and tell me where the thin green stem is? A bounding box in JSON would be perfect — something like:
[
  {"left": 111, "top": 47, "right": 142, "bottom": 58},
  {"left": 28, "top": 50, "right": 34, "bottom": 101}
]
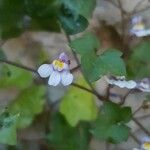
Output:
[
  {"left": 72, "top": 83, "right": 105, "bottom": 101},
  {"left": 0, "top": 58, "right": 106, "bottom": 100},
  {"left": 0, "top": 59, "right": 37, "bottom": 73}
]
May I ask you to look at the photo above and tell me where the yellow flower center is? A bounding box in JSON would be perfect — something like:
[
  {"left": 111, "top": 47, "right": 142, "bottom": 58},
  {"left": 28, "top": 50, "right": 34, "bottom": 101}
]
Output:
[
  {"left": 53, "top": 60, "right": 65, "bottom": 71},
  {"left": 143, "top": 142, "right": 150, "bottom": 150}
]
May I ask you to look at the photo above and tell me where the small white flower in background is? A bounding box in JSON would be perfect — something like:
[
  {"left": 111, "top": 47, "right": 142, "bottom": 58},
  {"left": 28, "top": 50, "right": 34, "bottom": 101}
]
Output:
[
  {"left": 141, "top": 137, "right": 150, "bottom": 150},
  {"left": 133, "top": 137, "right": 150, "bottom": 150},
  {"left": 38, "top": 52, "right": 73, "bottom": 86},
  {"left": 105, "top": 76, "right": 137, "bottom": 89},
  {"left": 136, "top": 78, "right": 150, "bottom": 92}
]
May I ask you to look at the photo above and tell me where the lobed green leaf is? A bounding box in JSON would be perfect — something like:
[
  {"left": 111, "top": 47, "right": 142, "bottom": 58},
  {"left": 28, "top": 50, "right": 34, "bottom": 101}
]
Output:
[
  {"left": 8, "top": 85, "right": 46, "bottom": 129},
  {"left": 91, "top": 102, "right": 132, "bottom": 143},
  {"left": 82, "top": 50, "right": 126, "bottom": 82},
  {"left": 60, "top": 77, "right": 97, "bottom": 126}
]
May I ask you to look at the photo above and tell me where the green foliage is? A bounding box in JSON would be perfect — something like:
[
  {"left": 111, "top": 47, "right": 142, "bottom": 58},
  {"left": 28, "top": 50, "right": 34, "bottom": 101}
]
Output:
[
  {"left": 47, "top": 112, "right": 91, "bottom": 150},
  {"left": 59, "top": 4, "right": 88, "bottom": 35},
  {"left": 8, "top": 85, "right": 46, "bottom": 129},
  {"left": 70, "top": 33, "right": 126, "bottom": 82},
  {"left": 70, "top": 32, "right": 100, "bottom": 55},
  {"left": 0, "top": 0, "right": 95, "bottom": 39},
  {"left": 106, "top": 124, "right": 130, "bottom": 143},
  {"left": 0, "top": 65, "right": 33, "bottom": 89},
  {"left": 82, "top": 50, "right": 126, "bottom": 82},
  {"left": 60, "top": 77, "right": 97, "bottom": 126},
  {"left": 0, "top": 0, "right": 59, "bottom": 39},
  {"left": 0, "top": 110, "right": 19, "bottom": 145},
  {"left": 91, "top": 102, "right": 132, "bottom": 143},
  {"left": 0, "top": 0, "right": 25, "bottom": 39},
  {"left": 59, "top": 0, "right": 96, "bottom": 18},
  {"left": 24, "top": 0, "right": 60, "bottom": 31},
  {"left": 128, "top": 42, "right": 150, "bottom": 79},
  {"left": 59, "top": 14, "right": 88, "bottom": 35},
  {"left": 58, "top": 0, "right": 95, "bottom": 35}
]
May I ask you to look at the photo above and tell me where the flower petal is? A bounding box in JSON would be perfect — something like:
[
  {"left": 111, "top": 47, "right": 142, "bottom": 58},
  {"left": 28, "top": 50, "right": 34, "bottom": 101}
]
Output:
[
  {"left": 48, "top": 71, "right": 61, "bottom": 86},
  {"left": 38, "top": 64, "right": 53, "bottom": 78},
  {"left": 61, "top": 71, "right": 73, "bottom": 86},
  {"left": 59, "top": 52, "right": 69, "bottom": 63},
  {"left": 115, "top": 81, "right": 126, "bottom": 88},
  {"left": 63, "top": 63, "right": 69, "bottom": 70},
  {"left": 126, "top": 80, "right": 137, "bottom": 89}
]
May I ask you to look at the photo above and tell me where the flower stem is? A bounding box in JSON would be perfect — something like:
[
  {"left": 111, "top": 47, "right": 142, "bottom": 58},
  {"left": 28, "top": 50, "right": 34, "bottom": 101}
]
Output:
[
  {"left": 0, "top": 59, "right": 37, "bottom": 73},
  {"left": 0, "top": 58, "right": 105, "bottom": 100},
  {"left": 72, "top": 83, "right": 105, "bottom": 101}
]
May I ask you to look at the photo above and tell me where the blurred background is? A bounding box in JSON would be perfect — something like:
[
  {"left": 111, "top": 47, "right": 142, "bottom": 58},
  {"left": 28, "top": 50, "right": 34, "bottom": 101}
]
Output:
[{"left": 0, "top": 0, "right": 150, "bottom": 150}]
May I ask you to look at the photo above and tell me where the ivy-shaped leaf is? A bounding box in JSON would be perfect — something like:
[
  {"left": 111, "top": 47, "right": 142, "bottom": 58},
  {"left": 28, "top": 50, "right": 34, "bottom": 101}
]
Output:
[
  {"left": 91, "top": 102, "right": 132, "bottom": 143},
  {"left": 60, "top": 77, "right": 97, "bottom": 126},
  {"left": 59, "top": 4, "right": 88, "bottom": 35},
  {"left": 8, "top": 85, "right": 46, "bottom": 129},
  {"left": 107, "top": 124, "right": 130, "bottom": 143},
  {"left": 70, "top": 32, "right": 100, "bottom": 55},
  {"left": 82, "top": 50, "right": 126, "bottom": 82},
  {"left": 59, "top": 0, "right": 96, "bottom": 18},
  {"left": 70, "top": 33, "right": 126, "bottom": 82}
]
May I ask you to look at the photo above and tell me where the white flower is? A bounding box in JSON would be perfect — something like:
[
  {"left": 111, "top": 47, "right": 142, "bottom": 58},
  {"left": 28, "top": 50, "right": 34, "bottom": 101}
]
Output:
[
  {"left": 141, "top": 137, "right": 150, "bottom": 150},
  {"left": 37, "top": 52, "right": 73, "bottom": 86},
  {"left": 105, "top": 76, "right": 137, "bottom": 89},
  {"left": 133, "top": 137, "right": 150, "bottom": 150},
  {"left": 136, "top": 78, "right": 150, "bottom": 92}
]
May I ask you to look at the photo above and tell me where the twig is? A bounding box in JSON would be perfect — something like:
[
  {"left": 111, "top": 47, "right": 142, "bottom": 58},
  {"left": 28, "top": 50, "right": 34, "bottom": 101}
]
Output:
[
  {"left": 134, "top": 5, "right": 150, "bottom": 14},
  {"left": 0, "top": 58, "right": 107, "bottom": 100},
  {"left": 0, "top": 58, "right": 80, "bottom": 74},
  {"left": 106, "top": 85, "right": 110, "bottom": 100},
  {"left": 72, "top": 83, "right": 105, "bottom": 101},
  {"left": 136, "top": 114, "right": 150, "bottom": 120},
  {"left": 133, "top": 104, "right": 143, "bottom": 116},
  {"left": 70, "top": 65, "right": 80, "bottom": 73},
  {"left": 0, "top": 59, "right": 37, "bottom": 73},
  {"left": 132, "top": 0, "right": 146, "bottom": 14},
  {"left": 129, "top": 132, "right": 141, "bottom": 144},
  {"left": 119, "top": 90, "right": 132, "bottom": 105},
  {"left": 117, "top": 0, "right": 127, "bottom": 46},
  {"left": 105, "top": 0, "right": 127, "bottom": 15},
  {"left": 132, "top": 117, "right": 150, "bottom": 136}
]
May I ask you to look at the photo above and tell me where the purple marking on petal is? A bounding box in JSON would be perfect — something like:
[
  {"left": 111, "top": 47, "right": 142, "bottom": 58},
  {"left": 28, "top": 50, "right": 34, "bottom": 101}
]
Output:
[{"left": 59, "top": 52, "right": 69, "bottom": 64}]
